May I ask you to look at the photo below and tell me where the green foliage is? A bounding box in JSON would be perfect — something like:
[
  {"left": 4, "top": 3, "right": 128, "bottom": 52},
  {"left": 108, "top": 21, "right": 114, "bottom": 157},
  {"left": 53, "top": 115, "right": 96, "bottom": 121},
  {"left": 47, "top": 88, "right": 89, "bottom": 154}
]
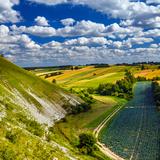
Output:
[
  {"left": 52, "top": 79, "right": 56, "bottom": 83},
  {"left": 0, "top": 146, "right": 16, "bottom": 160},
  {"left": 17, "top": 113, "right": 44, "bottom": 137},
  {"left": 27, "top": 120, "right": 44, "bottom": 137},
  {"left": 78, "top": 90, "right": 94, "bottom": 104},
  {"left": 73, "top": 103, "right": 91, "bottom": 114},
  {"left": 87, "top": 87, "right": 95, "bottom": 94},
  {"left": 141, "top": 64, "right": 145, "bottom": 70},
  {"left": 94, "top": 64, "right": 110, "bottom": 68},
  {"left": 152, "top": 76, "right": 160, "bottom": 81},
  {"left": 78, "top": 133, "right": 96, "bottom": 155},
  {"left": 152, "top": 81, "right": 160, "bottom": 111},
  {"left": 136, "top": 76, "right": 147, "bottom": 81},
  {"left": 96, "top": 70, "right": 135, "bottom": 99},
  {"left": 5, "top": 131, "right": 18, "bottom": 144}
]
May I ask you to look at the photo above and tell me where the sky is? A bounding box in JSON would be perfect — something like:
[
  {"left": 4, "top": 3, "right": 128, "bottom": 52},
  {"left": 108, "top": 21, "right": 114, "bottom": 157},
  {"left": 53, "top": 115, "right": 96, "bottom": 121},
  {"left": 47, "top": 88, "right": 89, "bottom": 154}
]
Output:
[{"left": 0, "top": 0, "right": 160, "bottom": 67}]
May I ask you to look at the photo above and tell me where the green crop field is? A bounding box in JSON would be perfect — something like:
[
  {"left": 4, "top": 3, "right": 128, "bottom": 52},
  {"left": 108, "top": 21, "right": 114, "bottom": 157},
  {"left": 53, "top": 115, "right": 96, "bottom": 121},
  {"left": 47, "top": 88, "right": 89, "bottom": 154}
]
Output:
[{"left": 100, "top": 82, "right": 160, "bottom": 160}]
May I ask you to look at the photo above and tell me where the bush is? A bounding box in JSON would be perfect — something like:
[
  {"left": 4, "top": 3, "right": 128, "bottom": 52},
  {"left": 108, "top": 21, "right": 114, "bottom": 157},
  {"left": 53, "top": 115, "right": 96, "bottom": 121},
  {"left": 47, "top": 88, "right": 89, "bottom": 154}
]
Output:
[
  {"left": 71, "top": 103, "right": 91, "bottom": 114},
  {"left": 27, "top": 120, "right": 44, "bottom": 137},
  {"left": 52, "top": 79, "right": 56, "bottom": 83},
  {"left": 0, "top": 147, "right": 16, "bottom": 160},
  {"left": 78, "top": 133, "right": 96, "bottom": 155},
  {"left": 136, "top": 76, "right": 147, "bottom": 81},
  {"left": 5, "top": 131, "right": 18, "bottom": 144},
  {"left": 78, "top": 90, "right": 94, "bottom": 104}
]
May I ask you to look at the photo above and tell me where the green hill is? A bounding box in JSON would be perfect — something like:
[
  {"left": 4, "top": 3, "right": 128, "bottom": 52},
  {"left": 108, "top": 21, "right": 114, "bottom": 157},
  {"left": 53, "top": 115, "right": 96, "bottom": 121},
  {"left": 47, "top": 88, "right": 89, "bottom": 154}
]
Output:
[{"left": 0, "top": 57, "right": 85, "bottom": 159}]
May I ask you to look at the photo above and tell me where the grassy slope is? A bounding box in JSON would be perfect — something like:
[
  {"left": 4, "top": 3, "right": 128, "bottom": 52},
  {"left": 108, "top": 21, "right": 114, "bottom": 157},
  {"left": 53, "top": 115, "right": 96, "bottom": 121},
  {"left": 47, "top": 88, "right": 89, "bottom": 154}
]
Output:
[{"left": 0, "top": 57, "right": 92, "bottom": 160}]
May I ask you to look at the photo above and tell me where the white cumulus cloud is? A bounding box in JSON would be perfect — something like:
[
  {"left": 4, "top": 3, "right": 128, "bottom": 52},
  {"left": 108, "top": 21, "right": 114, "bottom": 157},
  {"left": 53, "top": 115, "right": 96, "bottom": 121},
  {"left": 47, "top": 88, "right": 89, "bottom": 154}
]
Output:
[
  {"left": 0, "top": 0, "right": 21, "bottom": 23},
  {"left": 61, "top": 18, "right": 75, "bottom": 26},
  {"left": 35, "top": 16, "right": 49, "bottom": 26}
]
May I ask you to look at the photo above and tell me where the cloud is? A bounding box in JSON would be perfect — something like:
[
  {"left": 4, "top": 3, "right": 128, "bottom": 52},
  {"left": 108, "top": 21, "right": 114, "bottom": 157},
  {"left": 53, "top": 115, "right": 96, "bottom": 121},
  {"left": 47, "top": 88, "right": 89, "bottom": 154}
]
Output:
[
  {"left": 150, "top": 43, "right": 159, "bottom": 48},
  {"left": 121, "top": 16, "right": 160, "bottom": 29},
  {"left": 61, "top": 18, "right": 75, "bottom": 26},
  {"left": 28, "top": 0, "right": 67, "bottom": 5},
  {"left": 10, "top": 20, "right": 106, "bottom": 37},
  {"left": 146, "top": 0, "right": 160, "bottom": 4},
  {"left": 0, "top": 0, "right": 21, "bottom": 23},
  {"left": 57, "top": 20, "right": 106, "bottom": 37},
  {"left": 28, "top": 0, "right": 160, "bottom": 20},
  {"left": 10, "top": 25, "right": 56, "bottom": 37},
  {"left": 1, "top": 26, "right": 159, "bottom": 67},
  {"left": 0, "top": 25, "right": 10, "bottom": 36},
  {"left": 35, "top": 16, "right": 49, "bottom": 26},
  {"left": 63, "top": 37, "right": 110, "bottom": 46},
  {"left": 11, "top": 20, "right": 142, "bottom": 39}
]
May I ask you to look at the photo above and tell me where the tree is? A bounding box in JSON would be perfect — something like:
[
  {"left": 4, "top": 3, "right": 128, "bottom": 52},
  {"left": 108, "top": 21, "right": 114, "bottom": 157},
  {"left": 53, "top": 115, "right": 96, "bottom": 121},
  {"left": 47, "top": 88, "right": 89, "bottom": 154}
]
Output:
[
  {"left": 78, "top": 133, "right": 96, "bottom": 155},
  {"left": 141, "top": 64, "right": 145, "bottom": 70},
  {"left": 52, "top": 79, "right": 56, "bottom": 83},
  {"left": 0, "top": 54, "right": 4, "bottom": 57}
]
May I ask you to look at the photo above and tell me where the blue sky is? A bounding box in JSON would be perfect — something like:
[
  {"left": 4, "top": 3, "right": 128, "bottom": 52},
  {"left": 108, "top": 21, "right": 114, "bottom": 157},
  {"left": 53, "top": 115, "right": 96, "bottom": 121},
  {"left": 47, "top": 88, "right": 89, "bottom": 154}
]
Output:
[{"left": 0, "top": 0, "right": 160, "bottom": 67}]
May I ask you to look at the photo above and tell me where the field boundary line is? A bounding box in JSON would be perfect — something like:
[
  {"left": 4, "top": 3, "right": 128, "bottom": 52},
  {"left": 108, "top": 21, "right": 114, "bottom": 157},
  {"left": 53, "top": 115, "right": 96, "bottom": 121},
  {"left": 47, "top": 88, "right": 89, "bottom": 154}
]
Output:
[{"left": 93, "top": 104, "right": 125, "bottom": 160}]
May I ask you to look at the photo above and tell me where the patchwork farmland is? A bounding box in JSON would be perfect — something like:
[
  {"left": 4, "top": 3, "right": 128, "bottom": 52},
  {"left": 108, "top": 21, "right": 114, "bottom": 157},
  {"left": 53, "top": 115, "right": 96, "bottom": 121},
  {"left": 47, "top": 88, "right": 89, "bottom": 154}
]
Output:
[
  {"left": 36, "top": 65, "right": 160, "bottom": 91},
  {"left": 100, "top": 82, "right": 160, "bottom": 160}
]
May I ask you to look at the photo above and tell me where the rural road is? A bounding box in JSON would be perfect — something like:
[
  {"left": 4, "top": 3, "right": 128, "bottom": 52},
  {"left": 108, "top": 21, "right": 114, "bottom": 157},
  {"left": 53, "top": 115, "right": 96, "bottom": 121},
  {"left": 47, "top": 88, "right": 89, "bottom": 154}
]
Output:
[{"left": 93, "top": 105, "right": 125, "bottom": 160}]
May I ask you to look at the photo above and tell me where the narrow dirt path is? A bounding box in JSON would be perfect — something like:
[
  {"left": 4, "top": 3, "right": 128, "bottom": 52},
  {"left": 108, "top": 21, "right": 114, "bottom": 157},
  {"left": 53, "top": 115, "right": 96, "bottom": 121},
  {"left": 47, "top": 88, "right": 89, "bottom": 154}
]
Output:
[{"left": 93, "top": 105, "right": 125, "bottom": 160}]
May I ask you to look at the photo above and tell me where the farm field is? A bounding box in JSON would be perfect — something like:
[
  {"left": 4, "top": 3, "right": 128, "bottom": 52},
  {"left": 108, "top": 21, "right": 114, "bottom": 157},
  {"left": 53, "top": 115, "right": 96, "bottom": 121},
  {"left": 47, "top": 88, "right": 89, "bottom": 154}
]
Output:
[
  {"left": 100, "top": 82, "right": 160, "bottom": 160},
  {"left": 135, "top": 69, "right": 160, "bottom": 79},
  {"left": 34, "top": 65, "right": 160, "bottom": 91},
  {"left": 38, "top": 65, "right": 138, "bottom": 90}
]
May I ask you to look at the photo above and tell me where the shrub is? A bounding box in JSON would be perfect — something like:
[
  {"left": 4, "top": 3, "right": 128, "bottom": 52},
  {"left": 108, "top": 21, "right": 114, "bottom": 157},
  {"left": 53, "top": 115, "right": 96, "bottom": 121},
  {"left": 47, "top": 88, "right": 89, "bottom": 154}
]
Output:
[
  {"left": 71, "top": 103, "right": 91, "bottom": 114},
  {"left": 78, "top": 133, "right": 96, "bottom": 155},
  {"left": 52, "top": 79, "right": 56, "bottom": 83},
  {"left": 0, "top": 147, "right": 16, "bottom": 160},
  {"left": 27, "top": 120, "right": 44, "bottom": 137},
  {"left": 5, "top": 131, "right": 18, "bottom": 144},
  {"left": 78, "top": 90, "right": 94, "bottom": 104},
  {"left": 152, "top": 81, "right": 160, "bottom": 111}
]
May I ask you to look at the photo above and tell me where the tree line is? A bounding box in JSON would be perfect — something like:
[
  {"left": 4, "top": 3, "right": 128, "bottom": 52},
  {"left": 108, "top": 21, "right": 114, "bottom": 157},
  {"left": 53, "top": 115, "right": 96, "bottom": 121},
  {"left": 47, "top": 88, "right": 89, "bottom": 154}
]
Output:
[
  {"left": 87, "top": 70, "right": 136, "bottom": 100},
  {"left": 152, "top": 81, "right": 160, "bottom": 111}
]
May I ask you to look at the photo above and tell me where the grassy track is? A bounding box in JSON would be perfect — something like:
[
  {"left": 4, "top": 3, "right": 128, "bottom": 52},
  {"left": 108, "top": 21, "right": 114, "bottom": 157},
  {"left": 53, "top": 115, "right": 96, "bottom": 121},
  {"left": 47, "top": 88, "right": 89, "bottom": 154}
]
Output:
[{"left": 100, "top": 82, "right": 160, "bottom": 160}]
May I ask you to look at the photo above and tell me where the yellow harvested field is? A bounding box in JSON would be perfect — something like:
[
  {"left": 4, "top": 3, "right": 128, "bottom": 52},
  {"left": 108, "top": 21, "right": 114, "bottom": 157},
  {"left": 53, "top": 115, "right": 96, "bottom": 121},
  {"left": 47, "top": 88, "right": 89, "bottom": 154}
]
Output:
[{"left": 135, "top": 69, "right": 160, "bottom": 79}]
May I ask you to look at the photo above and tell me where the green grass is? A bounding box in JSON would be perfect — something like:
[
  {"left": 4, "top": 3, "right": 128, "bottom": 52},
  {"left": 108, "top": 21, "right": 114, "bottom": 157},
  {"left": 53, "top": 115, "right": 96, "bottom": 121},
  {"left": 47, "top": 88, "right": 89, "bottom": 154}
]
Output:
[{"left": 86, "top": 97, "right": 127, "bottom": 129}]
